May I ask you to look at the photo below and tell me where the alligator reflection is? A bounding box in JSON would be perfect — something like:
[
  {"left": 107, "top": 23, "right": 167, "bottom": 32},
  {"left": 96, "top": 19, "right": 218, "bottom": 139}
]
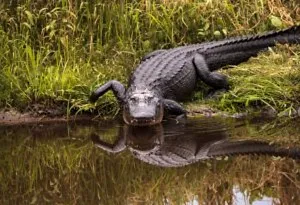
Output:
[{"left": 91, "top": 118, "right": 300, "bottom": 167}]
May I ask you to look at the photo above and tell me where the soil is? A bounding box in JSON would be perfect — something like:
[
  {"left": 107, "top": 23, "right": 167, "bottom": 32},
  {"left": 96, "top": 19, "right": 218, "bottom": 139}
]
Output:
[
  {"left": 0, "top": 105, "right": 226, "bottom": 125},
  {"left": 0, "top": 109, "right": 96, "bottom": 125},
  {"left": 1, "top": 104, "right": 299, "bottom": 126}
]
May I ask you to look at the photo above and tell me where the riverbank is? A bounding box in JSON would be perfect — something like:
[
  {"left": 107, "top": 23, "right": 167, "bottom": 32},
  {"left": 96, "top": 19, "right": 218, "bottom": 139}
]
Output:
[{"left": 2, "top": 99, "right": 299, "bottom": 126}]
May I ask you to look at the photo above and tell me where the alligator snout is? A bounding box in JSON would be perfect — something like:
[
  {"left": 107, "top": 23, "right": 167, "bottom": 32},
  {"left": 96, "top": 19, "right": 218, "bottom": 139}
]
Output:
[
  {"left": 125, "top": 109, "right": 160, "bottom": 126},
  {"left": 123, "top": 101, "right": 164, "bottom": 126},
  {"left": 130, "top": 110, "right": 155, "bottom": 119}
]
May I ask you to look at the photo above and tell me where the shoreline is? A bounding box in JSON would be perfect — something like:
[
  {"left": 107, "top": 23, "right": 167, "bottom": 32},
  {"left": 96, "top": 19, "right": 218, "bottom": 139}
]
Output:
[{"left": 1, "top": 105, "right": 299, "bottom": 126}]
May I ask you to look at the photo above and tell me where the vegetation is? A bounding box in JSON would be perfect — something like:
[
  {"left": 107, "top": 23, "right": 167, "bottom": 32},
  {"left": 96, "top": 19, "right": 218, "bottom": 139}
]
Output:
[
  {"left": 0, "top": 0, "right": 299, "bottom": 117},
  {"left": 193, "top": 45, "right": 300, "bottom": 115}
]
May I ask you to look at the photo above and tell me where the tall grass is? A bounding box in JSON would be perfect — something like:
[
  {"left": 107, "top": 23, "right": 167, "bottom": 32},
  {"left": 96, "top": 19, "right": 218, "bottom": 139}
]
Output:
[
  {"left": 211, "top": 45, "right": 300, "bottom": 115},
  {"left": 0, "top": 0, "right": 299, "bottom": 115}
]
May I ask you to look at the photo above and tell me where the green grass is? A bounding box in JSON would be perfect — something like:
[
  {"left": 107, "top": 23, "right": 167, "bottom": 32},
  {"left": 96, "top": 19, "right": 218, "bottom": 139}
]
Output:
[
  {"left": 189, "top": 45, "right": 300, "bottom": 115},
  {"left": 0, "top": 0, "right": 299, "bottom": 116},
  {"left": 219, "top": 46, "right": 300, "bottom": 115}
]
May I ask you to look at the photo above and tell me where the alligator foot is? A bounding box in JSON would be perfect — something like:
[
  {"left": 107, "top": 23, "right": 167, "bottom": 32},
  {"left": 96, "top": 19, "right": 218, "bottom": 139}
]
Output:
[
  {"left": 175, "top": 114, "right": 187, "bottom": 124},
  {"left": 206, "top": 88, "right": 228, "bottom": 99},
  {"left": 163, "top": 99, "right": 187, "bottom": 116}
]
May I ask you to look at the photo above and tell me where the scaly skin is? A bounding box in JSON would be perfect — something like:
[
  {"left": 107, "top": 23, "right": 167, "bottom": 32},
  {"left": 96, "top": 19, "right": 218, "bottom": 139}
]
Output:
[
  {"left": 91, "top": 121, "right": 300, "bottom": 167},
  {"left": 90, "top": 26, "right": 300, "bottom": 126}
]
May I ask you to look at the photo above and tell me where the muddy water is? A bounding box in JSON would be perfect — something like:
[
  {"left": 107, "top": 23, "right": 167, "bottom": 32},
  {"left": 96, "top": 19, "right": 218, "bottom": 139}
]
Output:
[{"left": 0, "top": 116, "right": 300, "bottom": 204}]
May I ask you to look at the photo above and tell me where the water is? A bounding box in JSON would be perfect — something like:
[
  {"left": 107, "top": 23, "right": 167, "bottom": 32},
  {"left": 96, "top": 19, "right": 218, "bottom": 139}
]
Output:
[{"left": 0, "top": 116, "right": 300, "bottom": 204}]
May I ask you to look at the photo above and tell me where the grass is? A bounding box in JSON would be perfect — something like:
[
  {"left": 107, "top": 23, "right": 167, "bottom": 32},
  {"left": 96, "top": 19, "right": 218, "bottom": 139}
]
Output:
[
  {"left": 190, "top": 45, "right": 300, "bottom": 115},
  {"left": 0, "top": 0, "right": 299, "bottom": 117}
]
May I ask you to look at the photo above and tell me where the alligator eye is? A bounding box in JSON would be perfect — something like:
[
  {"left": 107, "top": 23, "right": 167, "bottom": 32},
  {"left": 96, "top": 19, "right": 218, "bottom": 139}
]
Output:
[{"left": 130, "top": 97, "right": 138, "bottom": 104}]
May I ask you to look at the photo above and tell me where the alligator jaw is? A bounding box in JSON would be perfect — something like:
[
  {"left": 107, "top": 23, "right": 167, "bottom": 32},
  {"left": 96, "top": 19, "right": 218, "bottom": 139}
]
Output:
[{"left": 127, "top": 117, "right": 159, "bottom": 126}]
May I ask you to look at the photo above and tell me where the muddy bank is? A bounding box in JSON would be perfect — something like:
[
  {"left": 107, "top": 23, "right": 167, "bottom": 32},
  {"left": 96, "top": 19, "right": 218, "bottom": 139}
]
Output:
[
  {"left": 0, "top": 109, "right": 95, "bottom": 125},
  {"left": 1, "top": 104, "right": 299, "bottom": 126},
  {"left": 0, "top": 106, "right": 226, "bottom": 125}
]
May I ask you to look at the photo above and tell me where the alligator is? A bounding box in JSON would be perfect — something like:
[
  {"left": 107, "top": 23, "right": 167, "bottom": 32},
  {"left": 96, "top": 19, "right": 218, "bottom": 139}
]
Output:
[
  {"left": 91, "top": 118, "right": 300, "bottom": 167},
  {"left": 90, "top": 26, "right": 300, "bottom": 126}
]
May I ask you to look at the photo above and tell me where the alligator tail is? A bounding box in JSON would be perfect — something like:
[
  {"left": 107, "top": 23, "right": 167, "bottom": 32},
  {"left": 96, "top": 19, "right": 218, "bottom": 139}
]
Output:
[
  {"left": 207, "top": 140, "right": 300, "bottom": 159},
  {"left": 203, "top": 25, "right": 300, "bottom": 71}
]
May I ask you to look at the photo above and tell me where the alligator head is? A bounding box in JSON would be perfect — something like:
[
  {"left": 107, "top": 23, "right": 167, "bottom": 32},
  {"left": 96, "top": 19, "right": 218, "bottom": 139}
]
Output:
[{"left": 123, "top": 87, "right": 164, "bottom": 126}]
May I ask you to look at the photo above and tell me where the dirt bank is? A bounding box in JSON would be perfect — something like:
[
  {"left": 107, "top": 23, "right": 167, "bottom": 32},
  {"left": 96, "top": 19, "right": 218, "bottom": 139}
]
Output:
[
  {"left": 2, "top": 104, "right": 299, "bottom": 126},
  {"left": 0, "top": 109, "right": 97, "bottom": 125}
]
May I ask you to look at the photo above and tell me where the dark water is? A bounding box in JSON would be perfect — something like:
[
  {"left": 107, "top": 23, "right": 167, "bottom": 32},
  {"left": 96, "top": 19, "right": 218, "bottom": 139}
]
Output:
[{"left": 0, "top": 116, "right": 300, "bottom": 204}]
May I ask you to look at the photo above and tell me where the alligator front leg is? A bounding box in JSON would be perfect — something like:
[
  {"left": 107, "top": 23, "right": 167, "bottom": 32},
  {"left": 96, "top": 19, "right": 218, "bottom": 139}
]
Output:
[
  {"left": 193, "top": 54, "right": 229, "bottom": 90},
  {"left": 90, "top": 80, "right": 126, "bottom": 103},
  {"left": 163, "top": 99, "right": 187, "bottom": 116}
]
